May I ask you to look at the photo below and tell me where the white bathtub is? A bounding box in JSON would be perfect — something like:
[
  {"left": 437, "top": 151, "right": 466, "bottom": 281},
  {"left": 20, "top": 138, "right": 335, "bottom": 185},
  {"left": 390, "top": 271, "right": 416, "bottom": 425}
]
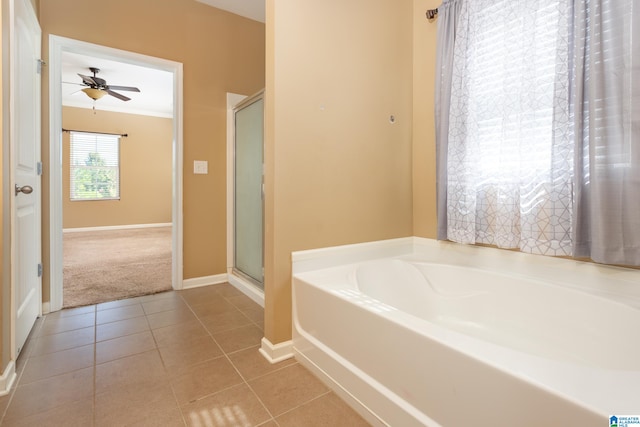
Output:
[{"left": 292, "top": 238, "right": 640, "bottom": 427}]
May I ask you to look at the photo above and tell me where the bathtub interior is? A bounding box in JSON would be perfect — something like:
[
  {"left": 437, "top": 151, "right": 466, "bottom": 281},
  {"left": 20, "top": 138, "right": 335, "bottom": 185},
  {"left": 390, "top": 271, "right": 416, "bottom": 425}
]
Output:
[
  {"left": 291, "top": 237, "right": 640, "bottom": 426},
  {"left": 353, "top": 257, "right": 640, "bottom": 371}
]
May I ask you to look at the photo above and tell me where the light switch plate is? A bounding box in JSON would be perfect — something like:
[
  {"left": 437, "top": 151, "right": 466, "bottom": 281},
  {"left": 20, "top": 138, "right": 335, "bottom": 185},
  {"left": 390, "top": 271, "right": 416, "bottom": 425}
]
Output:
[{"left": 194, "top": 160, "right": 208, "bottom": 174}]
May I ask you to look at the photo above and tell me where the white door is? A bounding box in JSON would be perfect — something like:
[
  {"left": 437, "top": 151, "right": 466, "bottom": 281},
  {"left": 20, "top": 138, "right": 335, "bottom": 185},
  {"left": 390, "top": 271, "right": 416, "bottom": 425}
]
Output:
[{"left": 11, "top": 0, "right": 42, "bottom": 356}]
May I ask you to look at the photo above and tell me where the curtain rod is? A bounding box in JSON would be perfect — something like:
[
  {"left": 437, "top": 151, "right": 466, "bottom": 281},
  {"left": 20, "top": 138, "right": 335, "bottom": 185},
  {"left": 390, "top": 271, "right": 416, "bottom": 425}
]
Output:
[
  {"left": 426, "top": 8, "right": 438, "bottom": 21},
  {"left": 62, "top": 128, "right": 128, "bottom": 137}
]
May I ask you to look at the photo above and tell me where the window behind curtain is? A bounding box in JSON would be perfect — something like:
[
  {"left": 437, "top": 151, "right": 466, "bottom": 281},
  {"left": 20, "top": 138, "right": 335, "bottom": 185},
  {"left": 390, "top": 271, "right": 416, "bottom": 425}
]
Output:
[
  {"left": 584, "top": 0, "right": 635, "bottom": 170},
  {"left": 437, "top": 0, "right": 640, "bottom": 264},
  {"left": 470, "top": 1, "right": 567, "bottom": 183},
  {"left": 70, "top": 132, "right": 120, "bottom": 201},
  {"left": 445, "top": 0, "right": 573, "bottom": 255}
]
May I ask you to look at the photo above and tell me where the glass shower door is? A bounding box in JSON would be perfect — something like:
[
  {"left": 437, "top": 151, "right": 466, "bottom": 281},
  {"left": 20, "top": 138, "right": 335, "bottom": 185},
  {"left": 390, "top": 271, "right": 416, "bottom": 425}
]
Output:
[{"left": 234, "top": 93, "right": 264, "bottom": 287}]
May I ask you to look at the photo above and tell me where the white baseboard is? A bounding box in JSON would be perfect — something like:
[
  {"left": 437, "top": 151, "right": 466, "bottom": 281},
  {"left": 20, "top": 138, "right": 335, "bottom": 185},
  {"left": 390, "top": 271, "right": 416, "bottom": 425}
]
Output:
[
  {"left": 182, "top": 274, "right": 228, "bottom": 290},
  {"left": 227, "top": 273, "right": 265, "bottom": 307},
  {"left": 42, "top": 301, "right": 51, "bottom": 315},
  {"left": 63, "top": 223, "right": 172, "bottom": 233},
  {"left": 259, "top": 337, "right": 294, "bottom": 364},
  {"left": 0, "top": 361, "right": 16, "bottom": 397}
]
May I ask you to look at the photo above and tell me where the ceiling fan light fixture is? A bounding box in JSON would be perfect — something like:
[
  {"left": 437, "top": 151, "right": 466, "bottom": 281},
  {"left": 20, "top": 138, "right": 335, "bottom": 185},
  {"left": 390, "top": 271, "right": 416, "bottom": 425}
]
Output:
[{"left": 81, "top": 87, "right": 106, "bottom": 100}]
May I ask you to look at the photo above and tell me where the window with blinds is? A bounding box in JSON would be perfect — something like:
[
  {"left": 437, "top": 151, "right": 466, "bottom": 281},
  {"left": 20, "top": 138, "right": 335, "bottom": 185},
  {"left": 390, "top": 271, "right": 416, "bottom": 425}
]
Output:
[
  {"left": 467, "top": 0, "right": 570, "bottom": 184},
  {"left": 444, "top": 0, "right": 574, "bottom": 253},
  {"left": 70, "top": 131, "right": 120, "bottom": 201},
  {"left": 586, "top": 0, "right": 635, "bottom": 169}
]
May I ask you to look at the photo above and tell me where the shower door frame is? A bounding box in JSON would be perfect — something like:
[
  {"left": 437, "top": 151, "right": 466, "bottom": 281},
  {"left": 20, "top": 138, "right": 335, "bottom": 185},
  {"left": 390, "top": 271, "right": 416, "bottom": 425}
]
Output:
[{"left": 226, "top": 90, "right": 265, "bottom": 301}]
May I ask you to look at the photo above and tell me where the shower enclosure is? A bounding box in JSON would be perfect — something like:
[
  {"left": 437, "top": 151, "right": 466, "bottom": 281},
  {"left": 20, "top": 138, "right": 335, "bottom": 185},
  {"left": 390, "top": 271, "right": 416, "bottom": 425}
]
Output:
[{"left": 232, "top": 91, "right": 264, "bottom": 289}]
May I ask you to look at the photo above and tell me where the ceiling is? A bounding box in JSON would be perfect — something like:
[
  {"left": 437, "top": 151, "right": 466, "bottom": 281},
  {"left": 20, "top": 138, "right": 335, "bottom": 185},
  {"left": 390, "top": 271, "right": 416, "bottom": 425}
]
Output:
[
  {"left": 62, "top": 51, "right": 174, "bottom": 118},
  {"left": 61, "top": 1, "right": 264, "bottom": 117},
  {"left": 195, "top": 0, "right": 265, "bottom": 23}
]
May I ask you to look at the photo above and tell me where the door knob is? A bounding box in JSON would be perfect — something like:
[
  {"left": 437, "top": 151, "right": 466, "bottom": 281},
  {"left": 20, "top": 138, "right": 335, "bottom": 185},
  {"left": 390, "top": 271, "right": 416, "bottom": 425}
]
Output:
[{"left": 15, "top": 185, "right": 33, "bottom": 195}]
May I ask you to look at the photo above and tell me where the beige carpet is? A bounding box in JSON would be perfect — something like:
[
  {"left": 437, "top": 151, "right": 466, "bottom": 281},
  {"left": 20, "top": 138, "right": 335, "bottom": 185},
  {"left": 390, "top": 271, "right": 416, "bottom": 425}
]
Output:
[{"left": 63, "top": 227, "right": 172, "bottom": 308}]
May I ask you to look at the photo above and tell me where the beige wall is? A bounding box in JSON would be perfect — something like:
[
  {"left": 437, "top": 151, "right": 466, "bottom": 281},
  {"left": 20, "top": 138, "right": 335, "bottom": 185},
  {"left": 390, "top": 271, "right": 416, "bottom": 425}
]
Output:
[
  {"left": 413, "top": 0, "right": 438, "bottom": 238},
  {"left": 265, "top": 0, "right": 415, "bottom": 344},
  {"left": 62, "top": 107, "right": 172, "bottom": 229},
  {"left": 38, "top": 0, "right": 265, "bottom": 301}
]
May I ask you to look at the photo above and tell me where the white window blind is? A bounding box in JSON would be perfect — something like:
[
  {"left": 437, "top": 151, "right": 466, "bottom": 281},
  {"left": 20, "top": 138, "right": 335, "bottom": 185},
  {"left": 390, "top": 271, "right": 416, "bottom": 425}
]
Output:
[
  {"left": 584, "top": 0, "right": 635, "bottom": 170},
  {"left": 70, "top": 131, "right": 120, "bottom": 201},
  {"left": 465, "top": 0, "right": 569, "bottom": 185}
]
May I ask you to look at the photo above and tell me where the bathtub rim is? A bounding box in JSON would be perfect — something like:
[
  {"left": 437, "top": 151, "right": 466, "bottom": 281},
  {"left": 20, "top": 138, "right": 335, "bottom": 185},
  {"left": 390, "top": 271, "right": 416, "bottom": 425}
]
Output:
[{"left": 292, "top": 237, "right": 640, "bottom": 310}]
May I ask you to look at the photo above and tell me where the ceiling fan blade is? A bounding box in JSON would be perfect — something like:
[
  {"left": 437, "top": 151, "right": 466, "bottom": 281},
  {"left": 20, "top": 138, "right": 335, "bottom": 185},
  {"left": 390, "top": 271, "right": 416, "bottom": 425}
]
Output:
[
  {"left": 63, "top": 81, "right": 85, "bottom": 86},
  {"left": 106, "top": 89, "right": 131, "bottom": 101},
  {"left": 106, "top": 85, "right": 141, "bottom": 93}
]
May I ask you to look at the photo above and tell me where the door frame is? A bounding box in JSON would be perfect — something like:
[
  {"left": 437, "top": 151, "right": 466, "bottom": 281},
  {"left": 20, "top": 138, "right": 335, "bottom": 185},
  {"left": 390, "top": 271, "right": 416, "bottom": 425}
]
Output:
[{"left": 48, "top": 36, "right": 184, "bottom": 311}]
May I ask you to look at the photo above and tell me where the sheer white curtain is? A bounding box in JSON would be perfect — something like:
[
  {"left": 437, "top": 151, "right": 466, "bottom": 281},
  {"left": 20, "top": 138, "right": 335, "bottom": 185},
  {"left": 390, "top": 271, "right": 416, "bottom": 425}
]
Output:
[
  {"left": 445, "top": 0, "right": 574, "bottom": 255},
  {"left": 436, "top": 0, "right": 640, "bottom": 264}
]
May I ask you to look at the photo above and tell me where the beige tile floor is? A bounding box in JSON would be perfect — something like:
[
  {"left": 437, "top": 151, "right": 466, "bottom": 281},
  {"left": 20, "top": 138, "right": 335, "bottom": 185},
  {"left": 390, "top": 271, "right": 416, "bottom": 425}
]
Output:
[{"left": 0, "top": 284, "right": 370, "bottom": 426}]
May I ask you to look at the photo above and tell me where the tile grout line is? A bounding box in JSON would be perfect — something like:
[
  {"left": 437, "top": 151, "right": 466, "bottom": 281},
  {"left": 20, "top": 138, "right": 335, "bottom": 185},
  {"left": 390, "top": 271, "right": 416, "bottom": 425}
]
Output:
[
  {"left": 221, "top": 291, "right": 265, "bottom": 331},
  {"left": 96, "top": 298, "right": 186, "bottom": 425},
  {"left": 216, "top": 289, "right": 286, "bottom": 425},
  {"left": 6, "top": 287, "right": 273, "bottom": 426},
  {"left": 242, "top": 378, "right": 278, "bottom": 424},
  {"left": 222, "top": 347, "right": 276, "bottom": 422},
  {"left": 180, "top": 290, "right": 227, "bottom": 356},
  {"left": 29, "top": 287, "right": 366, "bottom": 425},
  {"left": 181, "top": 286, "right": 280, "bottom": 425},
  {"left": 173, "top": 290, "right": 244, "bottom": 425},
  {"left": 12, "top": 287, "right": 364, "bottom": 426},
  {"left": 0, "top": 335, "right": 29, "bottom": 424},
  {"left": 100, "top": 297, "right": 186, "bottom": 425},
  {"left": 1, "top": 313, "right": 49, "bottom": 423},
  {"left": 213, "top": 289, "right": 354, "bottom": 424},
  {"left": 149, "top": 296, "right": 189, "bottom": 426},
  {"left": 217, "top": 289, "right": 288, "bottom": 425},
  {"left": 1, "top": 314, "right": 65, "bottom": 424},
  {"left": 271, "top": 389, "right": 334, "bottom": 420},
  {"left": 216, "top": 286, "right": 283, "bottom": 424}
]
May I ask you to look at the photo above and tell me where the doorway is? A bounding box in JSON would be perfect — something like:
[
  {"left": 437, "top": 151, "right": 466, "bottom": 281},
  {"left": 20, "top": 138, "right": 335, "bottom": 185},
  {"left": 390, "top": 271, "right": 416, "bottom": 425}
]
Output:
[{"left": 48, "top": 36, "right": 184, "bottom": 311}]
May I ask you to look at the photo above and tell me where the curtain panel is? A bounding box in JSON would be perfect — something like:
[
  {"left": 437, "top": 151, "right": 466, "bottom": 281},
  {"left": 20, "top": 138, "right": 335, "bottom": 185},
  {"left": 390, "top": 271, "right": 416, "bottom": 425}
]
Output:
[
  {"left": 434, "top": 0, "right": 462, "bottom": 240},
  {"left": 571, "top": 0, "right": 640, "bottom": 265},
  {"left": 435, "top": 0, "right": 640, "bottom": 265}
]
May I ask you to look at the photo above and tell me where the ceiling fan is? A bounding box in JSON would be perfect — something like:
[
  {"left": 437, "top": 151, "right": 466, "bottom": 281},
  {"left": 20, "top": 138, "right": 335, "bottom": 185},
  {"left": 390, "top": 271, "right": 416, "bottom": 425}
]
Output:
[{"left": 74, "top": 67, "right": 141, "bottom": 101}]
